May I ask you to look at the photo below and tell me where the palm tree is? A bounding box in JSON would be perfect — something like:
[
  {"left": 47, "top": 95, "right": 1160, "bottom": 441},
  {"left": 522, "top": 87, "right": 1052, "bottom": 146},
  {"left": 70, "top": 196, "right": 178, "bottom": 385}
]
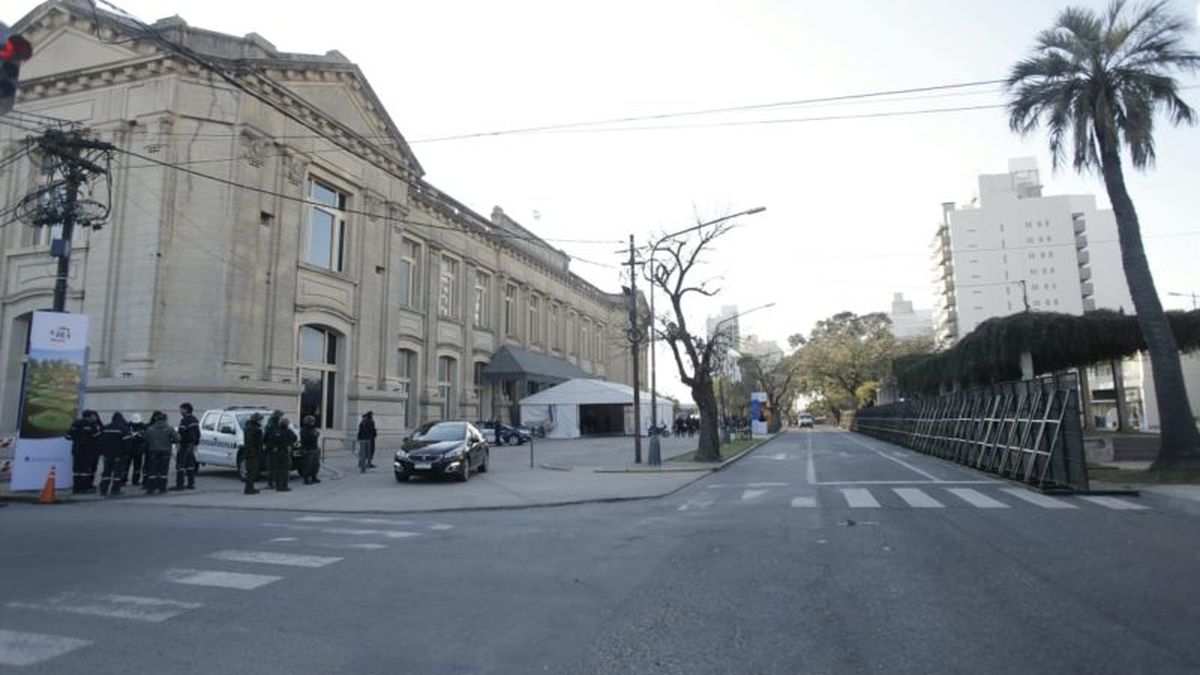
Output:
[{"left": 1006, "top": 0, "right": 1200, "bottom": 470}]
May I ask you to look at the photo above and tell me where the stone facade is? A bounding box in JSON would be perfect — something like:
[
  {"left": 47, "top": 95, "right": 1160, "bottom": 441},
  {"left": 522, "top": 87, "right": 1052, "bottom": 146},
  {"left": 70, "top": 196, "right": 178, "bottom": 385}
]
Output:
[{"left": 0, "top": 1, "right": 643, "bottom": 439}]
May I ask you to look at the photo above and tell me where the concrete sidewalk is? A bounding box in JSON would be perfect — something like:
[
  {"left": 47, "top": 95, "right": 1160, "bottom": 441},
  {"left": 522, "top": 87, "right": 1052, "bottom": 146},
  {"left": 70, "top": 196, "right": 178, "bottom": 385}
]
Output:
[{"left": 1, "top": 434, "right": 774, "bottom": 514}]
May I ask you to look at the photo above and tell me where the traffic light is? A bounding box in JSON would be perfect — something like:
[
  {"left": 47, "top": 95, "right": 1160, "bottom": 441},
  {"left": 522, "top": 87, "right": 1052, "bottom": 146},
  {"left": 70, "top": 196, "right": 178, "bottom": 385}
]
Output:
[{"left": 0, "top": 22, "right": 33, "bottom": 116}]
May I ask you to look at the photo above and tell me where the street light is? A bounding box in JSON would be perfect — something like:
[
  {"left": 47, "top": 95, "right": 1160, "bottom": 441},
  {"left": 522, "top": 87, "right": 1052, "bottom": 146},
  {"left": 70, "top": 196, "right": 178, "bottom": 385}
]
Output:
[
  {"left": 710, "top": 302, "right": 776, "bottom": 445},
  {"left": 642, "top": 207, "right": 767, "bottom": 466},
  {"left": 1168, "top": 291, "right": 1199, "bottom": 310}
]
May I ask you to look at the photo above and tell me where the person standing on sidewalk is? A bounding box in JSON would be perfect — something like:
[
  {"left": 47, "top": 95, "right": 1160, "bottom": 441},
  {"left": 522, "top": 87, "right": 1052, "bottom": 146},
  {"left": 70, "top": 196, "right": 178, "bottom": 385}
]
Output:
[
  {"left": 263, "top": 410, "right": 283, "bottom": 490},
  {"left": 242, "top": 412, "right": 264, "bottom": 495},
  {"left": 299, "top": 415, "right": 321, "bottom": 485},
  {"left": 66, "top": 410, "right": 102, "bottom": 494},
  {"left": 142, "top": 411, "right": 177, "bottom": 495},
  {"left": 98, "top": 412, "right": 132, "bottom": 497},
  {"left": 172, "top": 402, "right": 200, "bottom": 491},
  {"left": 357, "top": 411, "right": 377, "bottom": 468},
  {"left": 124, "top": 413, "right": 147, "bottom": 487},
  {"left": 267, "top": 416, "right": 297, "bottom": 491}
]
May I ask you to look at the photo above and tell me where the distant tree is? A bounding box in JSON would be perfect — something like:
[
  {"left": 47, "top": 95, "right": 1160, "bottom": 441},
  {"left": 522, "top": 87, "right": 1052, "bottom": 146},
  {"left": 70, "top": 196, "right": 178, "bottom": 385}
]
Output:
[
  {"left": 739, "top": 351, "right": 802, "bottom": 432},
  {"left": 1007, "top": 0, "right": 1200, "bottom": 469},
  {"left": 794, "top": 312, "right": 896, "bottom": 425}
]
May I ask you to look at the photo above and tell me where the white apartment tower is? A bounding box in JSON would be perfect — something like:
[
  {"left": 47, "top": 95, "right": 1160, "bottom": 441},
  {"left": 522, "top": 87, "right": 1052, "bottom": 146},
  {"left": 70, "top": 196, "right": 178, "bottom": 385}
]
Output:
[{"left": 932, "top": 158, "right": 1132, "bottom": 346}]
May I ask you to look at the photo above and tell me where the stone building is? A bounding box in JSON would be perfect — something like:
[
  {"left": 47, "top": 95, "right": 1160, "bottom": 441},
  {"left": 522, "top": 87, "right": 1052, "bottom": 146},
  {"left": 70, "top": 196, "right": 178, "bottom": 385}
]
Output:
[{"left": 0, "top": 0, "right": 643, "bottom": 439}]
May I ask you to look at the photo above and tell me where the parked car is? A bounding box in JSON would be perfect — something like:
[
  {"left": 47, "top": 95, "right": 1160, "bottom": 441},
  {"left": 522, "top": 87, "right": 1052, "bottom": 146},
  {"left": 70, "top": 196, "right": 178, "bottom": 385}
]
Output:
[
  {"left": 798, "top": 414, "right": 815, "bottom": 428},
  {"left": 395, "top": 421, "right": 489, "bottom": 482},
  {"left": 475, "top": 420, "right": 531, "bottom": 445},
  {"left": 196, "top": 406, "right": 301, "bottom": 479}
]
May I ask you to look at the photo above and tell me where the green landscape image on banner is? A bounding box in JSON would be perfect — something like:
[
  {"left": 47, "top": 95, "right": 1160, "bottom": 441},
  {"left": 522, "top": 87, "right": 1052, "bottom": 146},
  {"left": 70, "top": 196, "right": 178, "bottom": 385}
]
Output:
[{"left": 20, "top": 348, "right": 85, "bottom": 439}]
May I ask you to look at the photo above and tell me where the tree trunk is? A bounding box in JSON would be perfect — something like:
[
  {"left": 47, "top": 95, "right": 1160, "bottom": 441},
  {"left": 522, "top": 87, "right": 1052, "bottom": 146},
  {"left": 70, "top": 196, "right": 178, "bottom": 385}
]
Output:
[
  {"left": 1096, "top": 128, "right": 1200, "bottom": 469},
  {"left": 1077, "top": 366, "right": 1095, "bottom": 432},
  {"left": 693, "top": 381, "right": 721, "bottom": 462}
]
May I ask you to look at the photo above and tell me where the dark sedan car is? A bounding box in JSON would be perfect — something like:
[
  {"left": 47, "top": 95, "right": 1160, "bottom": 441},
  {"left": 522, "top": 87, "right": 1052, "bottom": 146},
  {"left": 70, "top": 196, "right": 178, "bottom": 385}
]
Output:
[{"left": 394, "top": 421, "right": 489, "bottom": 483}]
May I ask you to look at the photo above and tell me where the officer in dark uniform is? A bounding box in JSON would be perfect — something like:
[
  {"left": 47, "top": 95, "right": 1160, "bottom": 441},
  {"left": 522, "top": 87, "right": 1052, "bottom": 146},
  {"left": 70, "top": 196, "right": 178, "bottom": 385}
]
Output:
[
  {"left": 142, "top": 411, "right": 177, "bottom": 495},
  {"left": 268, "top": 416, "right": 297, "bottom": 492},
  {"left": 172, "top": 402, "right": 200, "bottom": 491},
  {"left": 299, "top": 415, "right": 321, "bottom": 485},
  {"left": 242, "top": 412, "right": 264, "bottom": 495},
  {"left": 262, "top": 410, "right": 283, "bottom": 490},
  {"left": 124, "top": 413, "right": 147, "bottom": 487},
  {"left": 98, "top": 412, "right": 132, "bottom": 496},
  {"left": 66, "top": 410, "right": 102, "bottom": 494}
]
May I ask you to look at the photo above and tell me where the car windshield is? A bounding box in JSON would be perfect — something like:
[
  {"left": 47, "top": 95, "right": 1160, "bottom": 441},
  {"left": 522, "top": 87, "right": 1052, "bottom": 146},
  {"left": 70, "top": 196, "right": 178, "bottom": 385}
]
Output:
[
  {"left": 234, "top": 412, "right": 269, "bottom": 429},
  {"left": 413, "top": 422, "right": 467, "bottom": 442}
]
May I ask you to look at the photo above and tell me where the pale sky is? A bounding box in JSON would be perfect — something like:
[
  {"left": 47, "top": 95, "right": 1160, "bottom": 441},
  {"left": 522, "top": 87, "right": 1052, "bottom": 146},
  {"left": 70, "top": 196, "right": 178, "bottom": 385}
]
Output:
[{"left": 9, "top": 0, "right": 1200, "bottom": 401}]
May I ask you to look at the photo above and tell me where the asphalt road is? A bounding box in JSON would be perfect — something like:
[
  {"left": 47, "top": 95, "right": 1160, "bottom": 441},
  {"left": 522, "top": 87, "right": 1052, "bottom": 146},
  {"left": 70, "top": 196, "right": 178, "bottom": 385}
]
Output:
[{"left": 1, "top": 428, "right": 1197, "bottom": 674}]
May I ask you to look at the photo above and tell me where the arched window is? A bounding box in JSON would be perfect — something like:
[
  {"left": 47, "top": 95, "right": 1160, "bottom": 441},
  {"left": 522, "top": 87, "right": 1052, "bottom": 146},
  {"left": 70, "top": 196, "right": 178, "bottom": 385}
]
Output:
[
  {"left": 397, "top": 349, "right": 418, "bottom": 428},
  {"left": 437, "top": 356, "right": 458, "bottom": 420},
  {"left": 298, "top": 325, "right": 339, "bottom": 429}
]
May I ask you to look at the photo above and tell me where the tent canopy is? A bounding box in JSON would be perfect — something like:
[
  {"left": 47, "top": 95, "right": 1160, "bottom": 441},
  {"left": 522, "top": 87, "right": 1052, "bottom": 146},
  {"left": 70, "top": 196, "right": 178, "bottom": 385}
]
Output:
[
  {"left": 519, "top": 378, "right": 651, "bottom": 406},
  {"left": 481, "top": 346, "right": 590, "bottom": 384}
]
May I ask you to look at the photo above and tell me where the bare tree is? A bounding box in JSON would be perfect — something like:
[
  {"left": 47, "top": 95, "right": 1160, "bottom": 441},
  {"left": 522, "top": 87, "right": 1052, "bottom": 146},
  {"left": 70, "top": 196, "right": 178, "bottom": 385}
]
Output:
[
  {"left": 647, "top": 219, "right": 737, "bottom": 462},
  {"left": 740, "top": 352, "right": 801, "bottom": 433}
]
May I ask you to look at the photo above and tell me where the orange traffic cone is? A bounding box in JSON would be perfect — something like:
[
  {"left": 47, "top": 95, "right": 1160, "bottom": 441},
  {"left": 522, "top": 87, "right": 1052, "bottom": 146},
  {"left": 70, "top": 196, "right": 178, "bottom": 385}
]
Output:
[{"left": 39, "top": 467, "right": 57, "bottom": 504}]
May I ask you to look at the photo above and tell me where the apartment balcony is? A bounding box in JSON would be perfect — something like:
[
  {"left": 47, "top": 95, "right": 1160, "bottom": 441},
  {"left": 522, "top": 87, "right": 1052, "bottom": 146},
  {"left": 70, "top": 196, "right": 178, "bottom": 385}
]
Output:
[
  {"left": 1079, "top": 265, "right": 1092, "bottom": 282},
  {"left": 1077, "top": 249, "right": 1090, "bottom": 266},
  {"left": 1081, "top": 281, "right": 1094, "bottom": 297},
  {"left": 1083, "top": 297, "right": 1097, "bottom": 311},
  {"left": 1073, "top": 215, "right": 1086, "bottom": 234},
  {"left": 1076, "top": 233, "right": 1088, "bottom": 249}
]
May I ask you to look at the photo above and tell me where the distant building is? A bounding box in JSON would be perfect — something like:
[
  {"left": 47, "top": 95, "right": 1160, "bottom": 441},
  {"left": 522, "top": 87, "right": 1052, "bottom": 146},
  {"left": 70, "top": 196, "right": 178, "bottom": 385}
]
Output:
[
  {"left": 706, "top": 305, "right": 741, "bottom": 347},
  {"left": 887, "top": 293, "right": 933, "bottom": 341},
  {"left": 739, "top": 334, "right": 784, "bottom": 365},
  {"left": 932, "top": 157, "right": 1130, "bottom": 347}
]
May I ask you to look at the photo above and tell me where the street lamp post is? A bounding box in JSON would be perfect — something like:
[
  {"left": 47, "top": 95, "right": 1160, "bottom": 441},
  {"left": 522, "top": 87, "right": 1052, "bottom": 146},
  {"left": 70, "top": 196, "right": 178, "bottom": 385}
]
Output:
[
  {"left": 1168, "top": 291, "right": 1199, "bottom": 310},
  {"left": 710, "top": 302, "right": 775, "bottom": 444},
  {"left": 643, "top": 207, "right": 766, "bottom": 466}
]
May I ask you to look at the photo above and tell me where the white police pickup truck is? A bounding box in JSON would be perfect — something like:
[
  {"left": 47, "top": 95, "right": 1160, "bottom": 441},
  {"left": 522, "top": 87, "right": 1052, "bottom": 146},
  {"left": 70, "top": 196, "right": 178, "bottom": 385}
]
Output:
[{"left": 196, "top": 406, "right": 299, "bottom": 479}]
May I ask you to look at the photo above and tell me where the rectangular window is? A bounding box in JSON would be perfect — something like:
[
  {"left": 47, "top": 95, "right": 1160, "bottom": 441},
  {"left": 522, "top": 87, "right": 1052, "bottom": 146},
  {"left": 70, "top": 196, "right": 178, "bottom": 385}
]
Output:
[
  {"left": 504, "top": 284, "right": 518, "bottom": 337},
  {"left": 581, "top": 320, "right": 590, "bottom": 360},
  {"left": 473, "top": 362, "right": 486, "bottom": 408},
  {"left": 398, "top": 239, "right": 421, "bottom": 308},
  {"left": 473, "top": 271, "right": 491, "bottom": 328},
  {"left": 397, "top": 349, "right": 417, "bottom": 428},
  {"left": 596, "top": 325, "right": 604, "bottom": 361},
  {"left": 439, "top": 256, "right": 460, "bottom": 318},
  {"left": 305, "top": 179, "right": 347, "bottom": 272},
  {"left": 437, "top": 356, "right": 458, "bottom": 420},
  {"left": 567, "top": 312, "right": 577, "bottom": 355},
  {"left": 528, "top": 295, "right": 541, "bottom": 345}
]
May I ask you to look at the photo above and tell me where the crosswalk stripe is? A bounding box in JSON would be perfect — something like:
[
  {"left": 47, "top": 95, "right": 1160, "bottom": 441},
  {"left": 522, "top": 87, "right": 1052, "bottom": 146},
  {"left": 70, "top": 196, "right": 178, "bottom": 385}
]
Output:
[
  {"left": 164, "top": 568, "right": 282, "bottom": 590},
  {"left": 893, "top": 488, "right": 944, "bottom": 508},
  {"left": 1000, "top": 488, "right": 1078, "bottom": 509},
  {"left": 322, "top": 527, "right": 420, "bottom": 539},
  {"left": 294, "top": 516, "right": 414, "bottom": 526},
  {"left": 946, "top": 488, "right": 1009, "bottom": 509},
  {"left": 268, "top": 540, "right": 388, "bottom": 551},
  {"left": 0, "top": 629, "right": 91, "bottom": 667},
  {"left": 1079, "top": 496, "right": 1150, "bottom": 511},
  {"left": 841, "top": 488, "right": 881, "bottom": 508},
  {"left": 741, "top": 489, "right": 768, "bottom": 501},
  {"left": 209, "top": 550, "right": 343, "bottom": 568},
  {"left": 678, "top": 496, "right": 715, "bottom": 511},
  {"left": 7, "top": 593, "right": 202, "bottom": 623},
  {"left": 791, "top": 496, "right": 818, "bottom": 508}
]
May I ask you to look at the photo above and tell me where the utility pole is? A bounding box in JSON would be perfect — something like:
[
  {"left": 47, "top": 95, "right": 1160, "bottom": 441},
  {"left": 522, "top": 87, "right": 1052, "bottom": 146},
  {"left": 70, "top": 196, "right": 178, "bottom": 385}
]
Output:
[
  {"left": 17, "top": 130, "right": 114, "bottom": 312},
  {"left": 625, "top": 235, "right": 643, "bottom": 464}
]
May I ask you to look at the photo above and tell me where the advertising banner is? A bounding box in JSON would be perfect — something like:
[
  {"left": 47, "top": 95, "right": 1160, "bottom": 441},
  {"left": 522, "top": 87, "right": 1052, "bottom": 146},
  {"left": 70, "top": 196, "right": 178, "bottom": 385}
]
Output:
[
  {"left": 10, "top": 311, "right": 89, "bottom": 491},
  {"left": 750, "top": 391, "right": 769, "bottom": 435}
]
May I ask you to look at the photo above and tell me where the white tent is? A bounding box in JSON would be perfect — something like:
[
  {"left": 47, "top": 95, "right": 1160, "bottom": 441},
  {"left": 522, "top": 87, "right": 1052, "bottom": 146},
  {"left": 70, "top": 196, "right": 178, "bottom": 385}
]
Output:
[{"left": 518, "top": 378, "right": 675, "bottom": 439}]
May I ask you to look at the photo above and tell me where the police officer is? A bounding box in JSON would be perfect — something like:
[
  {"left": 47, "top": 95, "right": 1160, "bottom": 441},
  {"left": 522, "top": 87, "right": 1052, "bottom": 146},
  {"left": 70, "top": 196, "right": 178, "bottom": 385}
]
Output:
[
  {"left": 98, "top": 412, "right": 132, "bottom": 497},
  {"left": 262, "top": 410, "right": 283, "bottom": 490},
  {"left": 124, "top": 413, "right": 147, "bottom": 487},
  {"left": 142, "top": 411, "right": 177, "bottom": 495},
  {"left": 242, "top": 412, "right": 264, "bottom": 495},
  {"left": 299, "top": 415, "right": 321, "bottom": 485},
  {"left": 172, "top": 402, "right": 200, "bottom": 491},
  {"left": 268, "top": 416, "right": 297, "bottom": 492},
  {"left": 66, "top": 410, "right": 102, "bottom": 494}
]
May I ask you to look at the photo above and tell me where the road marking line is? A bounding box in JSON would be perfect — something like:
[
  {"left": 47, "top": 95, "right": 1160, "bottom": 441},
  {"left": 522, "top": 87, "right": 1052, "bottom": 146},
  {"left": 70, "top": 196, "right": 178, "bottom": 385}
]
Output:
[
  {"left": 1000, "top": 488, "right": 1078, "bottom": 509},
  {"left": 0, "top": 629, "right": 90, "bottom": 667},
  {"left": 268, "top": 537, "right": 299, "bottom": 542},
  {"left": 841, "top": 488, "right": 881, "bottom": 508},
  {"left": 322, "top": 527, "right": 421, "bottom": 539},
  {"left": 1079, "top": 496, "right": 1150, "bottom": 511},
  {"left": 791, "top": 496, "right": 818, "bottom": 508},
  {"left": 7, "top": 593, "right": 201, "bottom": 623},
  {"left": 678, "top": 497, "right": 715, "bottom": 511},
  {"left": 845, "top": 434, "right": 942, "bottom": 481},
  {"left": 947, "top": 488, "right": 1009, "bottom": 509},
  {"left": 806, "top": 432, "right": 816, "bottom": 484},
  {"left": 294, "top": 516, "right": 415, "bottom": 526},
  {"left": 209, "top": 550, "right": 343, "bottom": 568},
  {"left": 428, "top": 524, "right": 454, "bottom": 531},
  {"left": 817, "top": 480, "right": 997, "bottom": 485},
  {"left": 893, "top": 488, "right": 944, "bottom": 508},
  {"left": 741, "top": 489, "right": 768, "bottom": 501},
  {"left": 164, "top": 568, "right": 282, "bottom": 590}
]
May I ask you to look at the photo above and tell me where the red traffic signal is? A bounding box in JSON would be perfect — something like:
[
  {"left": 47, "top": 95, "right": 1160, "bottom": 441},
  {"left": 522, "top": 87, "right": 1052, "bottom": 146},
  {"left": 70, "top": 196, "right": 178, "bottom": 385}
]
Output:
[{"left": 0, "top": 34, "right": 32, "bottom": 62}]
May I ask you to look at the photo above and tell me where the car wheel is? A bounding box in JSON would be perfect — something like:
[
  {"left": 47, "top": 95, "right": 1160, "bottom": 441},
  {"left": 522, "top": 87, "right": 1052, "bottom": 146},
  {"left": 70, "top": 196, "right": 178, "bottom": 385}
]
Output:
[
  {"left": 394, "top": 470, "right": 409, "bottom": 483},
  {"left": 478, "top": 450, "right": 489, "bottom": 473},
  {"left": 458, "top": 457, "right": 471, "bottom": 482}
]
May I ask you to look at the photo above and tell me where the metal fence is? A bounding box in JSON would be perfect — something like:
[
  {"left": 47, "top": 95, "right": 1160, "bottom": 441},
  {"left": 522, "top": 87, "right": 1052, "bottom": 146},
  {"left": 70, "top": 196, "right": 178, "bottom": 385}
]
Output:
[{"left": 853, "top": 374, "right": 1089, "bottom": 492}]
